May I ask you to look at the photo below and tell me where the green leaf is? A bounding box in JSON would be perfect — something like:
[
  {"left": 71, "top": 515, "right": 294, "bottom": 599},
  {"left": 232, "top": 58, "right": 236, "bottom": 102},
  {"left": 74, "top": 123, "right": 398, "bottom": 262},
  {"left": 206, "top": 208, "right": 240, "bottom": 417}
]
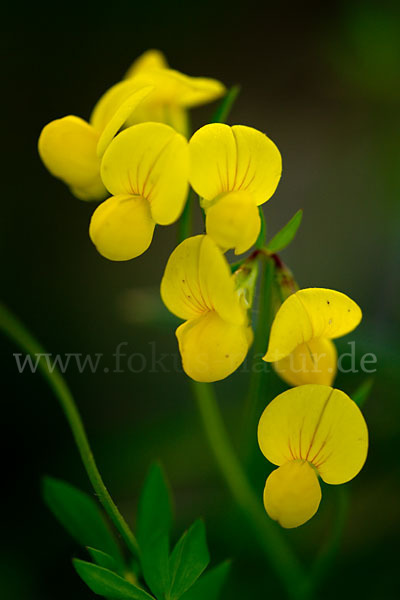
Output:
[
  {"left": 352, "top": 378, "right": 374, "bottom": 407},
  {"left": 87, "top": 547, "right": 120, "bottom": 574},
  {"left": 42, "top": 477, "right": 122, "bottom": 564},
  {"left": 137, "top": 463, "right": 172, "bottom": 599},
  {"left": 140, "top": 532, "right": 170, "bottom": 600},
  {"left": 266, "top": 209, "right": 303, "bottom": 254},
  {"left": 169, "top": 520, "right": 210, "bottom": 600},
  {"left": 137, "top": 463, "right": 173, "bottom": 544},
  {"left": 180, "top": 561, "right": 231, "bottom": 600},
  {"left": 73, "top": 559, "right": 155, "bottom": 600},
  {"left": 211, "top": 86, "right": 240, "bottom": 124}
]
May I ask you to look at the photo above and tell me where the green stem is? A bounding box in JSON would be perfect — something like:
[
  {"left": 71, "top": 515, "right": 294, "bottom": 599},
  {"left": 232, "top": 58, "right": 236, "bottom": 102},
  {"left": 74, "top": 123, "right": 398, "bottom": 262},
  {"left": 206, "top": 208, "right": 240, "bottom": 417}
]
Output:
[
  {"left": 211, "top": 85, "right": 241, "bottom": 124},
  {"left": 192, "top": 381, "right": 311, "bottom": 600},
  {"left": 0, "top": 303, "right": 140, "bottom": 558},
  {"left": 309, "top": 486, "right": 349, "bottom": 592},
  {"left": 255, "top": 207, "right": 267, "bottom": 249},
  {"left": 242, "top": 256, "right": 275, "bottom": 453},
  {"left": 178, "top": 188, "right": 195, "bottom": 242}
]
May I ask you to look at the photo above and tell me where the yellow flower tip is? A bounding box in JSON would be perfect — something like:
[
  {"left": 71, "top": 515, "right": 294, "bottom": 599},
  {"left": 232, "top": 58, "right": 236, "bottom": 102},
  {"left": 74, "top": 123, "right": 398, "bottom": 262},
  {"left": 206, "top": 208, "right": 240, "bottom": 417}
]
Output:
[
  {"left": 125, "top": 49, "right": 168, "bottom": 79},
  {"left": 125, "top": 49, "right": 224, "bottom": 107},
  {"left": 189, "top": 123, "right": 282, "bottom": 205},
  {"left": 258, "top": 384, "right": 368, "bottom": 488},
  {"left": 273, "top": 338, "right": 337, "bottom": 387},
  {"left": 89, "top": 194, "right": 155, "bottom": 261},
  {"left": 161, "top": 235, "right": 252, "bottom": 382},
  {"left": 38, "top": 116, "right": 106, "bottom": 201},
  {"left": 100, "top": 122, "right": 189, "bottom": 226},
  {"left": 205, "top": 191, "right": 261, "bottom": 255},
  {"left": 125, "top": 49, "right": 169, "bottom": 78},
  {"left": 264, "top": 461, "right": 322, "bottom": 528},
  {"left": 172, "top": 72, "right": 226, "bottom": 107}
]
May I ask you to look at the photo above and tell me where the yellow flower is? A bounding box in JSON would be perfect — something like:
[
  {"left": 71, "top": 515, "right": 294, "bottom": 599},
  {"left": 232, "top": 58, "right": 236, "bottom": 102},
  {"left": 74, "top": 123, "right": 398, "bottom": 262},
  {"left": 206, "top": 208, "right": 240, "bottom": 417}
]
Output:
[
  {"left": 188, "top": 124, "right": 282, "bottom": 254},
  {"left": 89, "top": 122, "right": 189, "bottom": 261},
  {"left": 123, "top": 49, "right": 226, "bottom": 136},
  {"left": 258, "top": 384, "right": 368, "bottom": 528},
  {"left": 263, "top": 288, "right": 362, "bottom": 386},
  {"left": 38, "top": 85, "right": 153, "bottom": 201},
  {"left": 160, "top": 235, "right": 253, "bottom": 382}
]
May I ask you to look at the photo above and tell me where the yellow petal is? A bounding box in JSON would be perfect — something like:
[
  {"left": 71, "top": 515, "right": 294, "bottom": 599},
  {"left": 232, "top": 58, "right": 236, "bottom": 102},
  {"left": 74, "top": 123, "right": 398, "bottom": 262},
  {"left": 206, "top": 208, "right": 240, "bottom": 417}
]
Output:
[
  {"left": 123, "top": 68, "right": 224, "bottom": 134},
  {"left": 96, "top": 85, "right": 154, "bottom": 158},
  {"left": 273, "top": 337, "right": 337, "bottom": 387},
  {"left": 263, "top": 461, "right": 321, "bottom": 528},
  {"left": 125, "top": 49, "right": 169, "bottom": 78},
  {"left": 264, "top": 288, "right": 362, "bottom": 362},
  {"left": 165, "top": 70, "right": 225, "bottom": 107},
  {"left": 258, "top": 384, "right": 368, "bottom": 484},
  {"left": 163, "top": 105, "right": 189, "bottom": 137},
  {"left": 124, "top": 69, "right": 224, "bottom": 108},
  {"left": 90, "top": 79, "right": 152, "bottom": 133},
  {"left": 89, "top": 194, "right": 155, "bottom": 261},
  {"left": 38, "top": 116, "right": 106, "bottom": 201},
  {"left": 189, "top": 124, "right": 282, "bottom": 205},
  {"left": 126, "top": 102, "right": 190, "bottom": 136},
  {"left": 176, "top": 311, "right": 249, "bottom": 382},
  {"left": 160, "top": 235, "right": 245, "bottom": 324},
  {"left": 205, "top": 191, "right": 260, "bottom": 254},
  {"left": 101, "top": 122, "right": 189, "bottom": 225},
  {"left": 125, "top": 49, "right": 224, "bottom": 106}
]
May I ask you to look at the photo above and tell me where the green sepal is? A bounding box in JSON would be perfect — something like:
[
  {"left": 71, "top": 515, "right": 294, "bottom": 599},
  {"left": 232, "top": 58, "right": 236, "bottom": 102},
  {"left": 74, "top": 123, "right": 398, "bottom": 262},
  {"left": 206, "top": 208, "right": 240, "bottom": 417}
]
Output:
[
  {"left": 168, "top": 520, "right": 210, "bottom": 600},
  {"left": 266, "top": 209, "right": 303, "bottom": 254},
  {"left": 73, "top": 559, "right": 154, "bottom": 600},
  {"left": 42, "top": 476, "right": 123, "bottom": 564},
  {"left": 180, "top": 561, "right": 231, "bottom": 600},
  {"left": 233, "top": 260, "right": 259, "bottom": 310}
]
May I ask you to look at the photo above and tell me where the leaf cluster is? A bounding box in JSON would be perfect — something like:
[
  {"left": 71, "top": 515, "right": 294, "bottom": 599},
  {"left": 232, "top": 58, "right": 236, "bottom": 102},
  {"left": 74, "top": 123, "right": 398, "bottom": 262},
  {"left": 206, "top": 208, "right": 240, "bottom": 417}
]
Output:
[{"left": 43, "top": 463, "right": 230, "bottom": 600}]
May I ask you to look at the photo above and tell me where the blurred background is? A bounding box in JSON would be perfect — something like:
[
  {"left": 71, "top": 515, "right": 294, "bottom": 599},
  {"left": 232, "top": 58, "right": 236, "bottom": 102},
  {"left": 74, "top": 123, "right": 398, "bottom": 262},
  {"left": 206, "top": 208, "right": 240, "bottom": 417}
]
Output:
[{"left": 1, "top": 1, "right": 400, "bottom": 598}]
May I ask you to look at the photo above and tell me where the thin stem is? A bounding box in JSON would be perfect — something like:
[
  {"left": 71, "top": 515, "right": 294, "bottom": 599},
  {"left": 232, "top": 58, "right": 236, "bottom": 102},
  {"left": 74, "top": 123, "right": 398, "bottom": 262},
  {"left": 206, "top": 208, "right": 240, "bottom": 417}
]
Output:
[
  {"left": 309, "top": 486, "right": 349, "bottom": 592},
  {"left": 178, "top": 188, "right": 196, "bottom": 242},
  {"left": 242, "top": 256, "right": 275, "bottom": 454},
  {"left": 192, "top": 381, "right": 311, "bottom": 600},
  {"left": 0, "top": 303, "right": 140, "bottom": 558},
  {"left": 255, "top": 207, "right": 267, "bottom": 249},
  {"left": 211, "top": 85, "right": 241, "bottom": 124}
]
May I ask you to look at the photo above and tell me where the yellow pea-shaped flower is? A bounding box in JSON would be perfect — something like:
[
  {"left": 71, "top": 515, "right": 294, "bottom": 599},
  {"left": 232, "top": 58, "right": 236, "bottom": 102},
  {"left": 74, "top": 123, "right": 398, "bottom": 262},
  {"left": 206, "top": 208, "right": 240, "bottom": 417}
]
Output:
[
  {"left": 263, "top": 288, "right": 362, "bottom": 386},
  {"left": 258, "top": 384, "right": 368, "bottom": 528},
  {"left": 189, "top": 123, "right": 282, "bottom": 254},
  {"left": 38, "top": 85, "right": 153, "bottom": 201},
  {"left": 161, "top": 235, "right": 253, "bottom": 382},
  {"left": 89, "top": 122, "right": 189, "bottom": 261}
]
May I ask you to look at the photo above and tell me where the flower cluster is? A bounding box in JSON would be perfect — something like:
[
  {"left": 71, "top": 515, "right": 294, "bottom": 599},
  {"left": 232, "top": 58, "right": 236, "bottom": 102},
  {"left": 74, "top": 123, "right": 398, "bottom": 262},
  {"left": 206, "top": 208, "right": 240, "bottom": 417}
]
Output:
[{"left": 38, "top": 50, "right": 369, "bottom": 529}]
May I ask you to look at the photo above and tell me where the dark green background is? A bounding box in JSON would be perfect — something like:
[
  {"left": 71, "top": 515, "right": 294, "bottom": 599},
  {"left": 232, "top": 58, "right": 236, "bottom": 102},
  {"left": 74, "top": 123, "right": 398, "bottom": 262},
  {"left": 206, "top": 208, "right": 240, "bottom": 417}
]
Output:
[{"left": 1, "top": 1, "right": 400, "bottom": 598}]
